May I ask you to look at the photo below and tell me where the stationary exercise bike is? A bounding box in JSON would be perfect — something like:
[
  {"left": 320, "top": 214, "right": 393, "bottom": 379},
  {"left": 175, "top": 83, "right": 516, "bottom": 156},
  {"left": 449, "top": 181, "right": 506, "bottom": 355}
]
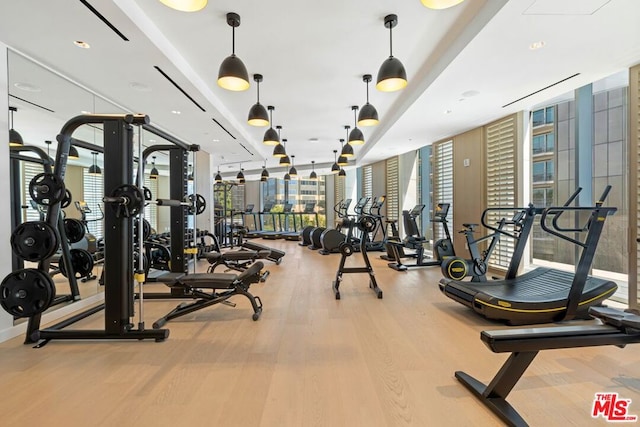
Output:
[{"left": 441, "top": 209, "right": 526, "bottom": 282}]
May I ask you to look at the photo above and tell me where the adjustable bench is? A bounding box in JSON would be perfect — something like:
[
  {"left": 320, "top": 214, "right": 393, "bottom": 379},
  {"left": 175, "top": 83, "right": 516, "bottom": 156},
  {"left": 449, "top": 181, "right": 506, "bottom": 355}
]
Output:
[
  {"left": 204, "top": 248, "right": 271, "bottom": 282},
  {"left": 456, "top": 306, "right": 640, "bottom": 426},
  {"left": 152, "top": 261, "right": 264, "bottom": 328}
]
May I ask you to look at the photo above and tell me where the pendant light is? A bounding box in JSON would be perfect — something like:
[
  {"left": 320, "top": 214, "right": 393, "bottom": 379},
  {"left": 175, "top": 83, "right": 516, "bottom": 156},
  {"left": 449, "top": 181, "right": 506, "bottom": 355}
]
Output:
[
  {"left": 68, "top": 145, "right": 80, "bottom": 160},
  {"left": 263, "top": 106, "right": 280, "bottom": 146},
  {"left": 279, "top": 139, "right": 291, "bottom": 167},
  {"left": 214, "top": 167, "right": 223, "bottom": 184},
  {"left": 330, "top": 150, "right": 340, "bottom": 174},
  {"left": 272, "top": 125, "right": 286, "bottom": 157},
  {"left": 260, "top": 160, "right": 269, "bottom": 182},
  {"left": 288, "top": 155, "right": 297, "bottom": 178},
  {"left": 348, "top": 106, "right": 365, "bottom": 145},
  {"left": 338, "top": 168, "right": 347, "bottom": 178},
  {"left": 337, "top": 140, "right": 349, "bottom": 167},
  {"left": 45, "top": 140, "right": 52, "bottom": 158},
  {"left": 309, "top": 160, "right": 317, "bottom": 180},
  {"left": 284, "top": 172, "right": 291, "bottom": 181},
  {"left": 358, "top": 74, "right": 379, "bottom": 126},
  {"left": 8, "top": 107, "right": 24, "bottom": 147},
  {"left": 88, "top": 151, "right": 102, "bottom": 176},
  {"left": 421, "top": 0, "right": 464, "bottom": 9},
  {"left": 248, "top": 74, "right": 269, "bottom": 126},
  {"left": 236, "top": 165, "right": 245, "bottom": 185},
  {"left": 376, "top": 14, "right": 407, "bottom": 92},
  {"left": 341, "top": 127, "right": 354, "bottom": 158},
  {"left": 150, "top": 156, "right": 159, "bottom": 179},
  {"left": 158, "top": 0, "right": 207, "bottom": 12},
  {"left": 217, "top": 12, "right": 250, "bottom": 91}
]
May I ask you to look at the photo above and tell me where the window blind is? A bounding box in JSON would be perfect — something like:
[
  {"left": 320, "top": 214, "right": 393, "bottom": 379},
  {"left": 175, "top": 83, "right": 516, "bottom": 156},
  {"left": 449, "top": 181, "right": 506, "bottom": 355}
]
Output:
[
  {"left": 485, "top": 115, "right": 517, "bottom": 270},
  {"left": 82, "top": 169, "right": 104, "bottom": 239},
  {"left": 433, "top": 140, "right": 453, "bottom": 241},
  {"left": 363, "top": 165, "right": 373, "bottom": 200},
  {"left": 23, "top": 162, "right": 44, "bottom": 223},
  {"left": 385, "top": 157, "right": 399, "bottom": 222}
]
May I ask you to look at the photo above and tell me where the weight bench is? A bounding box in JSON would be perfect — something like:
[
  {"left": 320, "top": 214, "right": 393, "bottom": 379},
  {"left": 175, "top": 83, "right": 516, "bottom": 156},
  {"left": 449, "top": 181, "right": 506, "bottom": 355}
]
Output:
[
  {"left": 242, "top": 240, "right": 285, "bottom": 265},
  {"left": 204, "top": 248, "right": 271, "bottom": 281},
  {"left": 152, "top": 261, "right": 264, "bottom": 328},
  {"left": 455, "top": 306, "right": 640, "bottom": 426}
]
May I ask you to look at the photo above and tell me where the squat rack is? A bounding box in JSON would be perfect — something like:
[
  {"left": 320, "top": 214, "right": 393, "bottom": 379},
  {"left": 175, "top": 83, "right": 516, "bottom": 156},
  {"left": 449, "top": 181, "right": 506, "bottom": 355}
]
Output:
[{"left": 27, "top": 113, "right": 195, "bottom": 346}]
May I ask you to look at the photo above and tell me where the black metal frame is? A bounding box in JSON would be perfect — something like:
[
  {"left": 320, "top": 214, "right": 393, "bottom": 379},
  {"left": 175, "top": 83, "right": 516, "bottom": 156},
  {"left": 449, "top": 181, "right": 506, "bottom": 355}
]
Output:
[
  {"left": 28, "top": 114, "right": 172, "bottom": 345},
  {"left": 332, "top": 222, "right": 382, "bottom": 299},
  {"left": 456, "top": 306, "right": 640, "bottom": 426}
]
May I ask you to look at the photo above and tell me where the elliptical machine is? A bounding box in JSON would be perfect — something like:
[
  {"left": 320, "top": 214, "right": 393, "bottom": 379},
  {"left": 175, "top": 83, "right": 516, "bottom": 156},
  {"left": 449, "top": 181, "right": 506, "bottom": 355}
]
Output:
[
  {"left": 387, "top": 203, "right": 455, "bottom": 271},
  {"left": 306, "top": 198, "right": 352, "bottom": 250},
  {"left": 318, "top": 197, "right": 367, "bottom": 255}
]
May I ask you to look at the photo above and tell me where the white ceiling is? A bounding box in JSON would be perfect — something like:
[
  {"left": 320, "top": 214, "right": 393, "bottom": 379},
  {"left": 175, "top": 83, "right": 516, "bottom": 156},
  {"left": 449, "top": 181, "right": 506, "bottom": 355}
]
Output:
[{"left": 1, "top": 0, "right": 640, "bottom": 179}]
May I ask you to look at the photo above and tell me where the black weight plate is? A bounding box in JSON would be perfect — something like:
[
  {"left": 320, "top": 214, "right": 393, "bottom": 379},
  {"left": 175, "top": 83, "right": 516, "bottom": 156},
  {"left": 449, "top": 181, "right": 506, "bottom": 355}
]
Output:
[
  {"left": 59, "top": 249, "right": 94, "bottom": 278},
  {"left": 111, "top": 184, "right": 144, "bottom": 218},
  {"left": 339, "top": 242, "right": 354, "bottom": 257},
  {"left": 29, "top": 173, "right": 66, "bottom": 206},
  {"left": 0, "top": 268, "right": 56, "bottom": 318},
  {"left": 10, "top": 221, "right": 59, "bottom": 262},
  {"left": 61, "top": 189, "right": 73, "bottom": 209},
  {"left": 64, "top": 218, "right": 85, "bottom": 243},
  {"left": 134, "top": 218, "right": 152, "bottom": 241},
  {"left": 188, "top": 194, "right": 206, "bottom": 215},
  {"left": 357, "top": 215, "right": 376, "bottom": 233}
]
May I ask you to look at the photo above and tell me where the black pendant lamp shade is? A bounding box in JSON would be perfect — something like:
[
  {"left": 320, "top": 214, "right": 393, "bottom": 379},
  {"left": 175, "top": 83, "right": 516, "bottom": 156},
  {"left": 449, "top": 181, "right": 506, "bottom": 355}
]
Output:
[
  {"left": 237, "top": 166, "right": 245, "bottom": 185},
  {"left": 376, "top": 14, "right": 408, "bottom": 92},
  {"left": 289, "top": 155, "right": 297, "bottom": 177},
  {"left": 338, "top": 168, "right": 347, "bottom": 178},
  {"left": 279, "top": 139, "right": 291, "bottom": 166},
  {"left": 263, "top": 106, "right": 280, "bottom": 146},
  {"left": 248, "top": 74, "right": 269, "bottom": 126},
  {"left": 159, "top": 0, "right": 208, "bottom": 12},
  {"left": 309, "top": 160, "right": 317, "bottom": 180},
  {"left": 348, "top": 106, "right": 365, "bottom": 145},
  {"left": 68, "top": 145, "right": 80, "bottom": 160},
  {"left": 149, "top": 156, "right": 159, "bottom": 179},
  {"left": 330, "top": 150, "right": 340, "bottom": 174},
  {"left": 261, "top": 166, "right": 269, "bottom": 182},
  {"left": 214, "top": 168, "right": 223, "bottom": 184},
  {"left": 341, "top": 128, "right": 354, "bottom": 158},
  {"left": 88, "top": 151, "right": 102, "bottom": 176},
  {"left": 337, "top": 140, "right": 348, "bottom": 166},
  {"left": 358, "top": 74, "right": 379, "bottom": 126},
  {"left": 8, "top": 107, "right": 24, "bottom": 147},
  {"left": 217, "top": 12, "right": 250, "bottom": 91},
  {"left": 284, "top": 172, "right": 291, "bottom": 181}
]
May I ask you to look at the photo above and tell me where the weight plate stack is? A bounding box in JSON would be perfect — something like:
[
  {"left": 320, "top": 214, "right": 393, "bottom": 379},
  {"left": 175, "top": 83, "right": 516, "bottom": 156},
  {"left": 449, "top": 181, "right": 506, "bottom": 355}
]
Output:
[
  {"left": 10, "top": 221, "right": 59, "bottom": 262},
  {"left": 0, "top": 268, "right": 56, "bottom": 317}
]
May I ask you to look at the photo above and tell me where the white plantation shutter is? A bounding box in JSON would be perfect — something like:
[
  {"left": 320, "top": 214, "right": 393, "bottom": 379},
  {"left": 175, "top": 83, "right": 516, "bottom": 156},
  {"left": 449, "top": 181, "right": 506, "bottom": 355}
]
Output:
[
  {"left": 23, "top": 162, "right": 43, "bottom": 222},
  {"left": 83, "top": 169, "right": 104, "bottom": 239},
  {"left": 632, "top": 64, "right": 640, "bottom": 306},
  {"left": 334, "top": 174, "right": 345, "bottom": 206},
  {"left": 385, "top": 157, "right": 399, "bottom": 221},
  {"left": 363, "top": 165, "right": 372, "bottom": 200},
  {"left": 485, "top": 115, "right": 517, "bottom": 270},
  {"left": 144, "top": 175, "right": 158, "bottom": 231},
  {"left": 433, "top": 140, "right": 453, "bottom": 241}
]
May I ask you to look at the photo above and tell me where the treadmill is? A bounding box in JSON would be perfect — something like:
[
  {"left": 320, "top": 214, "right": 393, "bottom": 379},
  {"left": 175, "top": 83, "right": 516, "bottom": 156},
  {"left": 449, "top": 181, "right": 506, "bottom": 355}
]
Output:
[
  {"left": 439, "top": 186, "right": 618, "bottom": 325},
  {"left": 283, "top": 202, "right": 317, "bottom": 241},
  {"left": 262, "top": 203, "right": 290, "bottom": 240}
]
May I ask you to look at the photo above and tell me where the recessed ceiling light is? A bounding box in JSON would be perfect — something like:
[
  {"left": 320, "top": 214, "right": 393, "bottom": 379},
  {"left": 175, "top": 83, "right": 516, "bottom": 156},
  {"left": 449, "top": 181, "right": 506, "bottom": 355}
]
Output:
[
  {"left": 213, "top": 139, "right": 220, "bottom": 142},
  {"left": 129, "top": 82, "right": 152, "bottom": 92},
  {"left": 74, "top": 40, "right": 90, "bottom": 49},
  {"left": 13, "top": 82, "right": 41, "bottom": 92},
  {"left": 171, "top": 110, "right": 181, "bottom": 115},
  {"left": 529, "top": 41, "right": 545, "bottom": 50}
]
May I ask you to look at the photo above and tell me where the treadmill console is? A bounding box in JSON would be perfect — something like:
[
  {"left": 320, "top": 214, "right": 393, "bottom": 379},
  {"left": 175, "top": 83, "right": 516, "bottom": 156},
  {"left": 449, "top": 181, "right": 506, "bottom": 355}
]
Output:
[{"left": 434, "top": 203, "right": 450, "bottom": 219}]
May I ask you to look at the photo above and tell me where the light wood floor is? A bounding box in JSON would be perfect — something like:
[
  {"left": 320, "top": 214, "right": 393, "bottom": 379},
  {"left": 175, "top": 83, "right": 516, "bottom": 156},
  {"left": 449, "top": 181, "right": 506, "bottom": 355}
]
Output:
[{"left": 1, "top": 238, "right": 639, "bottom": 426}]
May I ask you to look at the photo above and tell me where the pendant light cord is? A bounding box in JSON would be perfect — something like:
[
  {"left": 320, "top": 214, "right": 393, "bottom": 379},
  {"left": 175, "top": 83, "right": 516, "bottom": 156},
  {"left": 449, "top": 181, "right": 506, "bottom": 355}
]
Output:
[
  {"left": 366, "top": 79, "right": 370, "bottom": 103},
  {"left": 389, "top": 25, "right": 393, "bottom": 57},
  {"left": 232, "top": 26, "right": 236, "bottom": 55}
]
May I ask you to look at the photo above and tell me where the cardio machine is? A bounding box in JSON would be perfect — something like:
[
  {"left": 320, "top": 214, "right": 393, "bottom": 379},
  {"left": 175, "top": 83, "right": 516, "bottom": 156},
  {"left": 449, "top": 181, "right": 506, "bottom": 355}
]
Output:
[
  {"left": 440, "top": 209, "right": 528, "bottom": 281},
  {"left": 387, "top": 203, "right": 455, "bottom": 271}
]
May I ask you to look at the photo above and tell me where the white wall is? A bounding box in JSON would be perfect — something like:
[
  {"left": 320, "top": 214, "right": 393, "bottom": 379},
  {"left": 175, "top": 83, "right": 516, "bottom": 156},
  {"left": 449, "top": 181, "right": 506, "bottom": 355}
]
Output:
[{"left": 195, "top": 149, "right": 212, "bottom": 233}]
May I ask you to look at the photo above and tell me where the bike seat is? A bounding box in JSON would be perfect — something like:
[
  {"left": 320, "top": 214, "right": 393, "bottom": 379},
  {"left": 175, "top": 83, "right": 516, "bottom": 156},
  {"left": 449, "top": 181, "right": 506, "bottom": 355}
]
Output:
[{"left": 461, "top": 223, "right": 478, "bottom": 231}]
